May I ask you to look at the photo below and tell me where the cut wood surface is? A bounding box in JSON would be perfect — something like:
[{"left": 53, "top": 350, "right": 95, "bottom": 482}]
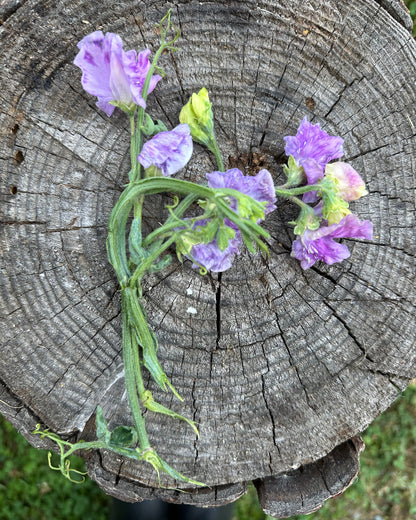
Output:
[{"left": 0, "top": 0, "right": 415, "bottom": 516}]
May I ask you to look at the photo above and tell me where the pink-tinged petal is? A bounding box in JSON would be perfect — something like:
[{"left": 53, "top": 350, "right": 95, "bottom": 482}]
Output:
[
  {"left": 138, "top": 124, "right": 193, "bottom": 176},
  {"left": 323, "top": 214, "right": 373, "bottom": 240},
  {"left": 284, "top": 117, "right": 344, "bottom": 170},
  {"left": 325, "top": 162, "right": 368, "bottom": 201}
]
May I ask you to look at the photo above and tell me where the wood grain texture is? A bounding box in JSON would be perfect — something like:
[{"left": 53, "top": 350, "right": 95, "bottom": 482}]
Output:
[
  {"left": 255, "top": 437, "right": 365, "bottom": 517},
  {"left": 0, "top": 0, "right": 415, "bottom": 515}
]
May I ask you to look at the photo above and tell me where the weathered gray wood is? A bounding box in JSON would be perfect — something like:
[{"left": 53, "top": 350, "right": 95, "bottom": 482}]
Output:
[
  {"left": 0, "top": 0, "right": 415, "bottom": 515},
  {"left": 373, "top": 0, "right": 414, "bottom": 31},
  {"left": 255, "top": 437, "right": 364, "bottom": 517}
]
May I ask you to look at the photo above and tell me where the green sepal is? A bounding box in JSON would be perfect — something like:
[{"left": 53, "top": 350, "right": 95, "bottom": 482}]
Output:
[
  {"left": 145, "top": 165, "right": 163, "bottom": 178},
  {"left": 216, "top": 224, "right": 236, "bottom": 251},
  {"left": 109, "top": 100, "right": 136, "bottom": 116},
  {"left": 195, "top": 219, "right": 219, "bottom": 243},
  {"left": 141, "top": 113, "right": 168, "bottom": 136},
  {"left": 292, "top": 204, "right": 321, "bottom": 235},
  {"left": 283, "top": 155, "right": 306, "bottom": 187},
  {"left": 319, "top": 177, "right": 350, "bottom": 224},
  {"left": 109, "top": 426, "right": 139, "bottom": 448},
  {"left": 142, "top": 390, "right": 199, "bottom": 437}
]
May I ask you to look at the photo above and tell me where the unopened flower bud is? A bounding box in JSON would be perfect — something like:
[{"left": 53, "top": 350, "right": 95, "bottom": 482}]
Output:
[
  {"left": 179, "top": 88, "right": 214, "bottom": 147},
  {"left": 325, "top": 162, "right": 368, "bottom": 201}
]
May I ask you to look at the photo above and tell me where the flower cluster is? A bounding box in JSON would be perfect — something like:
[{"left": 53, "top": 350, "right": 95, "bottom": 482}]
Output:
[
  {"left": 188, "top": 168, "right": 276, "bottom": 272},
  {"left": 283, "top": 118, "right": 372, "bottom": 269},
  {"left": 41, "top": 13, "right": 373, "bottom": 488}
]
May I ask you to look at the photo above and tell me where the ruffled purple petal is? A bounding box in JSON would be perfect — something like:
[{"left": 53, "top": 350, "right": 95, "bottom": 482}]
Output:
[
  {"left": 190, "top": 232, "right": 242, "bottom": 272},
  {"left": 128, "top": 49, "right": 162, "bottom": 109},
  {"left": 207, "top": 168, "right": 276, "bottom": 215},
  {"left": 292, "top": 214, "right": 373, "bottom": 269},
  {"left": 301, "top": 158, "right": 325, "bottom": 185},
  {"left": 138, "top": 124, "right": 193, "bottom": 176},
  {"left": 284, "top": 117, "right": 344, "bottom": 170},
  {"left": 74, "top": 31, "right": 114, "bottom": 115},
  {"left": 292, "top": 236, "right": 351, "bottom": 269},
  {"left": 310, "top": 214, "right": 373, "bottom": 241},
  {"left": 74, "top": 32, "right": 161, "bottom": 115}
]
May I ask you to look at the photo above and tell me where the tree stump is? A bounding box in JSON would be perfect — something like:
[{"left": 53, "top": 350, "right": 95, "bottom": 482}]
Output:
[{"left": 1, "top": 0, "right": 415, "bottom": 516}]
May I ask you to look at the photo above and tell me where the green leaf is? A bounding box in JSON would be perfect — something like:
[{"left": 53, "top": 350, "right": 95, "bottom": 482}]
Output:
[
  {"left": 109, "top": 426, "right": 138, "bottom": 448},
  {"left": 149, "top": 254, "right": 172, "bottom": 273},
  {"left": 95, "top": 406, "right": 111, "bottom": 443}
]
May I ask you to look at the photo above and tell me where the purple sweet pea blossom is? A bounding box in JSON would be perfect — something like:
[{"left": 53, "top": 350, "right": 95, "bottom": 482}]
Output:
[
  {"left": 207, "top": 168, "right": 277, "bottom": 215},
  {"left": 292, "top": 214, "right": 373, "bottom": 269},
  {"left": 190, "top": 221, "right": 242, "bottom": 272},
  {"left": 188, "top": 168, "right": 276, "bottom": 272},
  {"left": 74, "top": 31, "right": 161, "bottom": 116},
  {"left": 138, "top": 124, "right": 193, "bottom": 176},
  {"left": 284, "top": 117, "right": 344, "bottom": 183}
]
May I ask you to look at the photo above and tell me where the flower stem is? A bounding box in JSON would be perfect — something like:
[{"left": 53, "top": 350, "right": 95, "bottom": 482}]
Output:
[
  {"left": 275, "top": 184, "right": 321, "bottom": 198},
  {"left": 142, "top": 193, "right": 198, "bottom": 248},
  {"left": 129, "top": 235, "right": 176, "bottom": 288},
  {"left": 209, "top": 136, "right": 224, "bottom": 172},
  {"left": 121, "top": 293, "right": 151, "bottom": 450}
]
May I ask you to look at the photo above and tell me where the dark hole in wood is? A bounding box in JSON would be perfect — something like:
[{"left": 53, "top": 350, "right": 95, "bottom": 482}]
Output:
[
  {"left": 10, "top": 123, "right": 19, "bottom": 134},
  {"left": 305, "top": 96, "right": 316, "bottom": 111},
  {"left": 9, "top": 186, "right": 17, "bottom": 195},
  {"left": 228, "top": 151, "right": 278, "bottom": 175},
  {"left": 14, "top": 150, "right": 24, "bottom": 164}
]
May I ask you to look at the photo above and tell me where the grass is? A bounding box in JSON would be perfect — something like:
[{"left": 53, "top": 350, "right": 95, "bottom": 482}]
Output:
[
  {"left": 1, "top": 384, "right": 416, "bottom": 519},
  {"left": 233, "top": 383, "right": 416, "bottom": 520},
  {"left": 405, "top": 0, "right": 416, "bottom": 34},
  {"left": 0, "top": 416, "right": 111, "bottom": 520}
]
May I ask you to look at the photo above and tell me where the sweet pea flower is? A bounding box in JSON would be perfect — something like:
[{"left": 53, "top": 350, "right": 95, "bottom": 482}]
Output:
[
  {"left": 188, "top": 168, "right": 276, "bottom": 272},
  {"left": 284, "top": 117, "right": 344, "bottom": 184},
  {"left": 207, "top": 168, "right": 277, "bottom": 216},
  {"left": 292, "top": 214, "right": 373, "bottom": 269},
  {"left": 324, "top": 162, "right": 368, "bottom": 201},
  {"left": 74, "top": 31, "right": 161, "bottom": 116},
  {"left": 190, "top": 222, "right": 242, "bottom": 272},
  {"left": 137, "top": 124, "right": 193, "bottom": 176}
]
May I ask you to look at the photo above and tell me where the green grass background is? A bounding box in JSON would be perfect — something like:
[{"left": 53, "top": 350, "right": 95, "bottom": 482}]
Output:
[
  {"left": 1, "top": 384, "right": 416, "bottom": 520},
  {"left": 1, "top": 2, "right": 415, "bottom": 519}
]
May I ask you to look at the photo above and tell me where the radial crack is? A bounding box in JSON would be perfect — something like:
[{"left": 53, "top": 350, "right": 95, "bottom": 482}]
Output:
[{"left": 215, "top": 272, "right": 222, "bottom": 347}]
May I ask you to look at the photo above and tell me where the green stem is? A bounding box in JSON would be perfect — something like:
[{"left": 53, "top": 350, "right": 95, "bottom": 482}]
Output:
[
  {"left": 275, "top": 184, "right": 322, "bottom": 197},
  {"left": 288, "top": 195, "right": 310, "bottom": 210},
  {"left": 63, "top": 440, "right": 107, "bottom": 459},
  {"left": 129, "top": 235, "right": 176, "bottom": 288},
  {"left": 209, "top": 136, "right": 224, "bottom": 172},
  {"left": 121, "top": 294, "right": 151, "bottom": 450},
  {"left": 129, "top": 114, "right": 137, "bottom": 176}
]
